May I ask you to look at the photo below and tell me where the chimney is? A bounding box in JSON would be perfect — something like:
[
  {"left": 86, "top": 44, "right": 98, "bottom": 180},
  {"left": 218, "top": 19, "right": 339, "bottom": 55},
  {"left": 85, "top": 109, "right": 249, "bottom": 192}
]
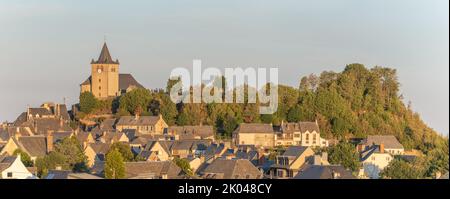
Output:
[
  {"left": 379, "top": 144, "right": 384, "bottom": 153},
  {"left": 46, "top": 131, "right": 54, "bottom": 153}
]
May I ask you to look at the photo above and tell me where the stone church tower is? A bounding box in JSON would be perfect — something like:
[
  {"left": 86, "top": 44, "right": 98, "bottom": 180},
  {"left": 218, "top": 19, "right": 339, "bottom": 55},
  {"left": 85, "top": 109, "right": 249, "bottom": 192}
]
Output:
[
  {"left": 81, "top": 42, "right": 120, "bottom": 99},
  {"left": 80, "top": 42, "right": 144, "bottom": 99}
]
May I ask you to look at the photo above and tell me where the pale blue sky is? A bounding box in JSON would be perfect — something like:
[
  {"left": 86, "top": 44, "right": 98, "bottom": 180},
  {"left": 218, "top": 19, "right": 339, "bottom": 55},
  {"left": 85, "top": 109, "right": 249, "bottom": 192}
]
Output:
[{"left": 0, "top": 0, "right": 448, "bottom": 135}]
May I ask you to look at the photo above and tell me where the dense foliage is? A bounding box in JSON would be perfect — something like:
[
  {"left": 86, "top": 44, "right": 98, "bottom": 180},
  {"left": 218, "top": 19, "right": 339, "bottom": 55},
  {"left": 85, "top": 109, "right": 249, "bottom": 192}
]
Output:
[
  {"left": 327, "top": 142, "right": 360, "bottom": 172},
  {"left": 105, "top": 148, "right": 125, "bottom": 179},
  {"left": 77, "top": 63, "right": 449, "bottom": 176}
]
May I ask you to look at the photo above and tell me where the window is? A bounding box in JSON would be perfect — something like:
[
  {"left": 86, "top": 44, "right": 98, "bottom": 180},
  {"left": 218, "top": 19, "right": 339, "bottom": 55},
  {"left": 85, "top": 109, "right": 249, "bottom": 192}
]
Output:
[
  {"left": 371, "top": 157, "right": 376, "bottom": 161},
  {"left": 99, "top": 86, "right": 101, "bottom": 90},
  {"left": 277, "top": 170, "right": 284, "bottom": 177},
  {"left": 111, "top": 68, "right": 116, "bottom": 72},
  {"left": 99, "top": 93, "right": 101, "bottom": 97},
  {"left": 305, "top": 134, "right": 309, "bottom": 140},
  {"left": 294, "top": 134, "right": 300, "bottom": 138},
  {"left": 99, "top": 79, "right": 101, "bottom": 83},
  {"left": 7, "top": 172, "right": 12, "bottom": 178}
]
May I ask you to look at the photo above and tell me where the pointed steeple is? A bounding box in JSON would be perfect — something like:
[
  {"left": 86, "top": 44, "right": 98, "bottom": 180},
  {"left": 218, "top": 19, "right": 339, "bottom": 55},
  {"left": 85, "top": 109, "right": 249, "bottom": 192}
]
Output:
[{"left": 92, "top": 42, "right": 119, "bottom": 64}]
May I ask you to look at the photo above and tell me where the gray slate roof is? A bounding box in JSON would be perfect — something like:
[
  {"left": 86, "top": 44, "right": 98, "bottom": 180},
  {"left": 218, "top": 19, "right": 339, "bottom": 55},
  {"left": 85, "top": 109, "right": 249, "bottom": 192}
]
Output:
[
  {"left": 124, "top": 161, "right": 183, "bottom": 179},
  {"left": 235, "top": 123, "right": 274, "bottom": 134},
  {"left": 116, "top": 116, "right": 160, "bottom": 126},
  {"left": 91, "top": 42, "right": 119, "bottom": 64},
  {"left": 294, "top": 165, "right": 356, "bottom": 179},
  {"left": 202, "top": 159, "right": 263, "bottom": 179},
  {"left": 362, "top": 135, "right": 404, "bottom": 149}
]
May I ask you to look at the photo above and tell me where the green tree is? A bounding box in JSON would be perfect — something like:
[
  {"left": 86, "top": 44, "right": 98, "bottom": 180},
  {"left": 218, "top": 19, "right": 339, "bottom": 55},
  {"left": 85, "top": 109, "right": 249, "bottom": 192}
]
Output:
[
  {"left": 328, "top": 142, "right": 360, "bottom": 172},
  {"left": 79, "top": 92, "right": 98, "bottom": 114},
  {"left": 176, "top": 111, "right": 189, "bottom": 126},
  {"left": 54, "top": 136, "right": 88, "bottom": 172},
  {"left": 173, "top": 157, "right": 192, "bottom": 176},
  {"left": 287, "top": 105, "right": 302, "bottom": 122},
  {"left": 35, "top": 151, "right": 67, "bottom": 178},
  {"left": 108, "top": 142, "right": 134, "bottom": 162},
  {"left": 380, "top": 158, "right": 422, "bottom": 179},
  {"left": 105, "top": 148, "right": 125, "bottom": 179},
  {"left": 13, "top": 149, "right": 33, "bottom": 167},
  {"left": 119, "top": 88, "right": 153, "bottom": 115}
]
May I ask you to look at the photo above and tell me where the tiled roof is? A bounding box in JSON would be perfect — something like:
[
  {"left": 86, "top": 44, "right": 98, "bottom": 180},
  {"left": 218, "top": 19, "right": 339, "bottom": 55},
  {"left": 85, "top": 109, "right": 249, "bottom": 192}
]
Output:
[
  {"left": 294, "top": 164, "right": 356, "bottom": 179},
  {"left": 167, "top": 125, "right": 214, "bottom": 140},
  {"left": 235, "top": 123, "right": 274, "bottom": 134},
  {"left": 91, "top": 42, "right": 119, "bottom": 64},
  {"left": 28, "top": 108, "right": 52, "bottom": 117},
  {"left": 119, "top": 74, "right": 144, "bottom": 90},
  {"left": 362, "top": 135, "right": 404, "bottom": 149},
  {"left": 17, "top": 136, "right": 48, "bottom": 157},
  {"left": 124, "top": 161, "right": 182, "bottom": 179},
  {"left": 202, "top": 159, "right": 262, "bottom": 179},
  {"left": 116, "top": 116, "right": 160, "bottom": 126},
  {"left": 283, "top": 146, "right": 309, "bottom": 157}
]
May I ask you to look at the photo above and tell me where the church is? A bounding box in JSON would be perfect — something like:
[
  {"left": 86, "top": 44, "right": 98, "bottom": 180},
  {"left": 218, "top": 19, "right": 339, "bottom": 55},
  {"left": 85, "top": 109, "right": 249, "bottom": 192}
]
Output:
[{"left": 80, "top": 42, "right": 143, "bottom": 99}]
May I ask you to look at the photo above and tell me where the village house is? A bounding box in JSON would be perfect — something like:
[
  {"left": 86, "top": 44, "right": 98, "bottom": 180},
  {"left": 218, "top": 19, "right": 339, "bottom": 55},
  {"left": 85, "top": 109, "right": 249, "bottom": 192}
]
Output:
[
  {"left": 269, "top": 146, "right": 316, "bottom": 179},
  {"left": 276, "top": 121, "right": 329, "bottom": 147},
  {"left": 166, "top": 125, "right": 215, "bottom": 141},
  {"left": 357, "top": 135, "right": 404, "bottom": 155},
  {"left": 115, "top": 115, "right": 168, "bottom": 135},
  {"left": 0, "top": 155, "right": 38, "bottom": 179},
  {"left": 232, "top": 123, "right": 275, "bottom": 148},
  {"left": 199, "top": 159, "right": 263, "bottom": 179},
  {"left": 360, "top": 144, "right": 393, "bottom": 179},
  {"left": 84, "top": 142, "right": 111, "bottom": 167},
  {"left": 0, "top": 135, "right": 52, "bottom": 161},
  {"left": 139, "top": 141, "right": 172, "bottom": 161}
]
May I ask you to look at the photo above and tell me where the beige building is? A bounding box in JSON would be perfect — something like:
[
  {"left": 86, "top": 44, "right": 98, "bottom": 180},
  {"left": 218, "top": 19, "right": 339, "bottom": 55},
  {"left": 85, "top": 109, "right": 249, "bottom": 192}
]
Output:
[
  {"left": 116, "top": 115, "right": 168, "bottom": 135},
  {"left": 357, "top": 135, "right": 404, "bottom": 155},
  {"left": 276, "top": 121, "right": 328, "bottom": 147},
  {"left": 269, "top": 146, "right": 315, "bottom": 179},
  {"left": 80, "top": 42, "right": 143, "bottom": 99},
  {"left": 232, "top": 123, "right": 275, "bottom": 148},
  {"left": 360, "top": 144, "right": 393, "bottom": 179}
]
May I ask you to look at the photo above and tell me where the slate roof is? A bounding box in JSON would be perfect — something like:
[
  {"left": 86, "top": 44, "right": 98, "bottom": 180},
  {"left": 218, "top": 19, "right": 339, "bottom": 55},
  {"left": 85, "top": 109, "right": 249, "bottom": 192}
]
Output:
[
  {"left": 362, "top": 135, "right": 404, "bottom": 149},
  {"left": 28, "top": 108, "right": 52, "bottom": 117},
  {"left": 280, "top": 122, "right": 320, "bottom": 133},
  {"left": 119, "top": 74, "right": 144, "bottom": 90},
  {"left": 116, "top": 116, "right": 160, "bottom": 126},
  {"left": 202, "top": 159, "right": 263, "bottom": 179},
  {"left": 124, "top": 161, "right": 183, "bottom": 179},
  {"left": 167, "top": 125, "right": 214, "bottom": 140},
  {"left": 235, "top": 123, "right": 274, "bottom": 134},
  {"left": 17, "top": 136, "right": 48, "bottom": 157},
  {"left": 45, "top": 170, "right": 103, "bottom": 179},
  {"left": 294, "top": 165, "right": 356, "bottom": 179},
  {"left": 91, "top": 42, "right": 119, "bottom": 64},
  {"left": 13, "top": 112, "right": 27, "bottom": 126},
  {"left": 283, "top": 146, "right": 309, "bottom": 157},
  {"left": 33, "top": 118, "right": 72, "bottom": 135}
]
